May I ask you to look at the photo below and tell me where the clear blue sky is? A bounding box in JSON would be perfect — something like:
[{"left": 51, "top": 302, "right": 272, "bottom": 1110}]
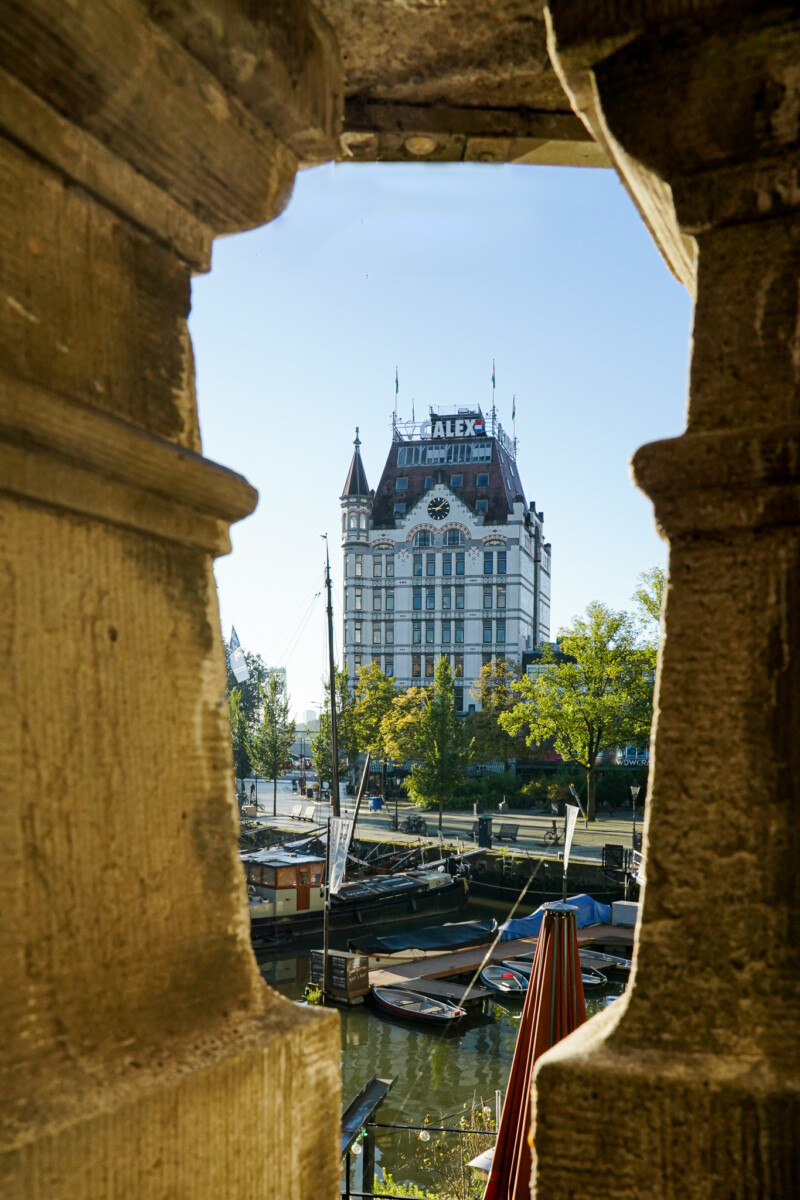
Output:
[{"left": 189, "top": 162, "right": 693, "bottom": 720}]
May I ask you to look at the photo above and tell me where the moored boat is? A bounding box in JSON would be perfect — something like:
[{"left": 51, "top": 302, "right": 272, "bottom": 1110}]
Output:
[
  {"left": 578, "top": 948, "right": 632, "bottom": 974},
  {"left": 480, "top": 964, "right": 528, "bottom": 993},
  {"left": 370, "top": 986, "right": 466, "bottom": 1025},
  {"left": 242, "top": 847, "right": 469, "bottom": 950},
  {"left": 501, "top": 957, "right": 607, "bottom": 989}
]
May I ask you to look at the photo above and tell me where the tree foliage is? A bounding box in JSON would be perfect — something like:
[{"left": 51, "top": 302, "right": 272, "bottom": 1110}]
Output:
[
  {"left": 352, "top": 662, "right": 397, "bottom": 759},
  {"left": 500, "top": 602, "right": 653, "bottom": 820},
  {"left": 381, "top": 686, "right": 429, "bottom": 763},
  {"left": 310, "top": 666, "right": 357, "bottom": 782},
  {"left": 633, "top": 566, "right": 665, "bottom": 627},
  {"left": 467, "top": 658, "right": 523, "bottom": 768},
  {"left": 247, "top": 675, "right": 295, "bottom": 816},
  {"left": 227, "top": 687, "right": 251, "bottom": 789},
  {"left": 386, "top": 657, "right": 471, "bottom": 831},
  {"left": 633, "top": 566, "right": 666, "bottom": 673},
  {"left": 225, "top": 647, "right": 270, "bottom": 729}
]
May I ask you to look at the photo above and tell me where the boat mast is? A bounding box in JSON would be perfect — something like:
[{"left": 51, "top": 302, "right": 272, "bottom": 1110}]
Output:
[{"left": 324, "top": 536, "right": 341, "bottom": 818}]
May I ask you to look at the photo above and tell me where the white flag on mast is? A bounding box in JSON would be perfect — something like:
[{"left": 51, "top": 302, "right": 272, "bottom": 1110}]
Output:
[
  {"left": 328, "top": 817, "right": 354, "bottom": 895},
  {"left": 228, "top": 626, "right": 250, "bottom": 683},
  {"left": 563, "top": 803, "right": 580, "bottom": 874}
]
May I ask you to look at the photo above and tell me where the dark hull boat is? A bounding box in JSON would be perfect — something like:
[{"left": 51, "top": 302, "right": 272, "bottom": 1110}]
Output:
[
  {"left": 245, "top": 847, "right": 469, "bottom": 951},
  {"left": 370, "top": 986, "right": 466, "bottom": 1025},
  {"left": 349, "top": 918, "right": 497, "bottom": 956}
]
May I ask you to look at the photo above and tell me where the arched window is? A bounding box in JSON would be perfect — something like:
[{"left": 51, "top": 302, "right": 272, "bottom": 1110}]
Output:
[
  {"left": 445, "top": 529, "right": 464, "bottom": 546},
  {"left": 413, "top": 531, "right": 433, "bottom": 547},
  {"left": 349, "top": 514, "right": 357, "bottom": 530},
  {"left": 359, "top": 513, "right": 367, "bottom": 530}
]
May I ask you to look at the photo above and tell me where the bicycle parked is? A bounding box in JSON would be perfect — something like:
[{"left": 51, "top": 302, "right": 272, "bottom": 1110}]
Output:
[
  {"left": 543, "top": 820, "right": 563, "bottom": 846},
  {"left": 388, "top": 812, "right": 428, "bottom": 835}
]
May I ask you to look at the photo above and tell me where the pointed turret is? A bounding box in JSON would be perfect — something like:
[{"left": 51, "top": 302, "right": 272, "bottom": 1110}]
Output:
[
  {"left": 341, "top": 429, "right": 373, "bottom": 548},
  {"left": 342, "top": 427, "right": 370, "bottom": 497}
]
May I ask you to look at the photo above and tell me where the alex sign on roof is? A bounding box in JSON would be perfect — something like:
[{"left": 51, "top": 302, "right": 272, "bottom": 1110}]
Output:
[{"left": 430, "top": 414, "right": 485, "bottom": 439}]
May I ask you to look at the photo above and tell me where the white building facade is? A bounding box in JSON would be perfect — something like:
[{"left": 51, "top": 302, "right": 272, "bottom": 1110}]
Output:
[{"left": 340, "top": 411, "right": 551, "bottom": 712}]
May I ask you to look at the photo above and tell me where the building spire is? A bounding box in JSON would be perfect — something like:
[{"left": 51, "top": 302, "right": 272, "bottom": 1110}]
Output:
[{"left": 341, "top": 429, "right": 370, "bottom": 497}]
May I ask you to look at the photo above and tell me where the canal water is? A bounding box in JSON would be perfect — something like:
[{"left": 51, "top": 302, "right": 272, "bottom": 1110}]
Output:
[{"left": 258, "top": 905, "right": 626, "bottom": 1193}]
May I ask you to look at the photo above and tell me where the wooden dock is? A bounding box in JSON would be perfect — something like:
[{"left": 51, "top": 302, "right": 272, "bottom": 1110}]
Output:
[{"left": 369, "top": 924, "right": 633, "bottom": 1003}]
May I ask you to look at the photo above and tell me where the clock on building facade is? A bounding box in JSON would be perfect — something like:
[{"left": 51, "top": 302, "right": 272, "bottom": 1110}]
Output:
[{"left": 427, "top": 497, "right": 450, "bottom": 520}]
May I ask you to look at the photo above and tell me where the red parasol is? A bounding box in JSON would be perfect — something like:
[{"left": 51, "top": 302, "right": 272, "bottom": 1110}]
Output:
[{"left": 483, "top": 901, "right": 586, "bottom": 1200}]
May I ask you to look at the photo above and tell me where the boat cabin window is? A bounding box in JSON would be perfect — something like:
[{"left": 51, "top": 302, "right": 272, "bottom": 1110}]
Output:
[
  {"left": 299, "top": 870, "right": 309, "bottom": 886},
  {"left": 276, "top": 867, "right": 297, "bottom": 888},
  {"left": 311, "top": 869, "right": 322, "bottom": 885},
  {"left": 246, "top": 863, "right": 276, "bottom": 887}
]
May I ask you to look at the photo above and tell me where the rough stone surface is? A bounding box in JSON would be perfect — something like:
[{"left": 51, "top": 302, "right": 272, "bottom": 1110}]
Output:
[
  {"left": 0, "top": 4, "right": 341, "bottom": 1197},
  {"left": 535, "top": 4, "right": 800, "bottom": 1197},
  {"left": 320, "top": 0, "right": 607, "bottom": 164}
]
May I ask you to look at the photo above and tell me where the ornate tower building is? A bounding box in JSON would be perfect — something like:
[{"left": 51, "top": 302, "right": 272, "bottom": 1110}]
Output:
[{"left": 340, "top": 409, "right": 551, "bottom": 711}]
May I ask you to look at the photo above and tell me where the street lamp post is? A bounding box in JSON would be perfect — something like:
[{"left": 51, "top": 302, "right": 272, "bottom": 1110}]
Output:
[{"left": 630, "top": 784, "right": 641, "bottom": 850}]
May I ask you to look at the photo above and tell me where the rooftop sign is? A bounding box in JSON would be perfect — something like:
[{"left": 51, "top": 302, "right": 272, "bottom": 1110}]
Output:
[
  {"left": 392, "top": 406, "right": 516, "bottom": 459},
  {"left": 431, "top": 414, "right": 484, "bottom": 438}
]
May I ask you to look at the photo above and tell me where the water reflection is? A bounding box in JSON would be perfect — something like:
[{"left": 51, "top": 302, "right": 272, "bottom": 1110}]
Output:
[{"left": 259, "top": 946, "right": 625, "bottom": 1189}]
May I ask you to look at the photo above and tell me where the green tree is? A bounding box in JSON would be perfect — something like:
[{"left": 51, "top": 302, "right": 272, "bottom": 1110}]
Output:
[
  {"left": 633, "top": 566, "right": 666, "bottom": 626},
  {"left": 467, "top": 658, "right": 523, "bottom": 769},
  {"left": 352, "top": 662, "right": 397, "bottom": 796},
  {"left": 310, "top": 666, "right": 358, "bottom": 783},
  {"left": 500, "top": 603, "right": 653, "bottom": 820},
  {"left": 247, "top": 675, "right": 296, "bottom": 816},
  {"left": 225, "top": 645, "right": 270, "bottom": 730},
  {"left": 387, "top": 658, "right": 470, "bottom": 832},
  {"left": 381, "top": 686, "right": 428, "bottom": 762},
  {"left": 227, "top": 687, "right": 251, "bottom": 791},
  {"left": 633, "top": 566, "right": 666, "bottom": 673}
]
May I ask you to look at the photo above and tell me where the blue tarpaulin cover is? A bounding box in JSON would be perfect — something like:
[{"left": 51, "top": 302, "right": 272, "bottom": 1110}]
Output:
[{"left": 499, "top": 894, "right": 611, "bottom": 942}]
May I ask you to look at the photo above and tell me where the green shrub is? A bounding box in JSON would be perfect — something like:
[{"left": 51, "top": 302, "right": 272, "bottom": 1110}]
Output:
[{"left": 595, "top": 766, "right": 648, "bottom": 808}]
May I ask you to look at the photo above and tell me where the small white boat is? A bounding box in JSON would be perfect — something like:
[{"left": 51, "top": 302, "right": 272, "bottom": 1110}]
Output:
[
  {"left": 579, "top": 948, "right": 632, "bottom": 974},
  {"left": 501, "top": 958, "right": 607, "bottom": 990},
  {"left": 370, "top": 986, "right": 466, "bottom": 1024},
  {"left": 480, "top": 964, "right": 528, "bottom": 993}
]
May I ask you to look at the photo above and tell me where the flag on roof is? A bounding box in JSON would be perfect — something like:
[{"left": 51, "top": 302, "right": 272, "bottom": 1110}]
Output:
[
  {"left": 395, "top": 367, "right": 399, "bottom": 395},
  {"left": 512, "top": 394, "right": 516, "bottom": 421},
  {"left": 492, "top": 360, "right": 496, "bottom": 390}
]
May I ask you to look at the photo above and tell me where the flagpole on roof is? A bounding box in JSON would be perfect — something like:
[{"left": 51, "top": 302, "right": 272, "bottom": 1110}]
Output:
[
  {"left": 393, "top": 367, "right": 399, "bottom": 438},
  {"left": 491, "top": 359, "right": 497, "bottom": 436},
  {"left": 512, "top": 393, "right": 516, "bottom": 456}
]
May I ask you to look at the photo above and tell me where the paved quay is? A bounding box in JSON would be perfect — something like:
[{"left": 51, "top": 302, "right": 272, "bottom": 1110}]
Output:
[{"left": 239, "top": 776, "right": 643, "bottom": 865}]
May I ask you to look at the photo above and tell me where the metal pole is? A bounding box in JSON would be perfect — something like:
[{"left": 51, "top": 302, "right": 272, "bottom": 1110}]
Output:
[
  {"left": 322, "top": 821, "right": 331, "bottom": 1005},
  {"left": 324, "top": 537, "right": 341, "bottom": 818}
]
